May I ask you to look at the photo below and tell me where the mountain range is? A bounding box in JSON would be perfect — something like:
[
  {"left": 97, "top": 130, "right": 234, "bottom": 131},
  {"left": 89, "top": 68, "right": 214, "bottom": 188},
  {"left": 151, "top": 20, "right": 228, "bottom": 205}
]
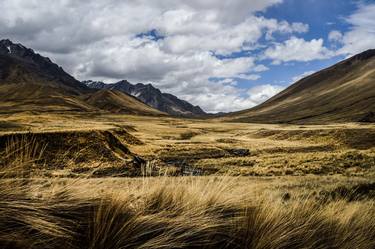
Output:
[
  {"left": 0, "top": 38, "right": 374, "bottom": 123},
  {"left": 83, "top": 80, "right": 206, "bottom": 117},
  {"left": 0, "top": 39, "right": 191, "bottom": 116}
]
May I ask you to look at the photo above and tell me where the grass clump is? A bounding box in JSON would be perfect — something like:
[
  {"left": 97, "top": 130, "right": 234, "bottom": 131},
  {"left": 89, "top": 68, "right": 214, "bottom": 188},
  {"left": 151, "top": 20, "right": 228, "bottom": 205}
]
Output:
[
  {"left": 0, "top": 174, "right": 374, "bottom": 249},
  {"left": 179, "top": 131, "right": 200, "bottom": 140}
]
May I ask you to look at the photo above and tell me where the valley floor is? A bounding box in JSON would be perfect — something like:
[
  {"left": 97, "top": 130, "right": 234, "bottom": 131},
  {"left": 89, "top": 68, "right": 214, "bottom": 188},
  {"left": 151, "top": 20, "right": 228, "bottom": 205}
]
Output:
[
  {"left": 0, "top": 113, "right": 374, "bottom": 248},
  {"left": 0, "top": 112, "right": 374, "bottom": 177}
]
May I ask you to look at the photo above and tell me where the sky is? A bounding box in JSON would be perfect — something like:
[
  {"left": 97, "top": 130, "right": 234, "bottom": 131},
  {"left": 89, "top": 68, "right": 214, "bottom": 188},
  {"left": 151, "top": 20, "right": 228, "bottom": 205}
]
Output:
[{"left": 1, "top": 0, "right": 374, "bottom": 113}]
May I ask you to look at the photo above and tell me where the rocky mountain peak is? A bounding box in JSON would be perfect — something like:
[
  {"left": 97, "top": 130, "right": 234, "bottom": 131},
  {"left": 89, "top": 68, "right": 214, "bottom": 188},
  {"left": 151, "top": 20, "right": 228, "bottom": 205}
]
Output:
[
  {"left": 84, "top": 80, "right": 207, "bottom": 117},
  {"left": 0, "top": 39, "right": 56, "bottom": 68},
  {"left": 1, "top": 39, "right": 39, "bottom": 59},
  {"left": 82, "top": 80, "right": 106, "bottom": 89},
  {"left": 0, "top": 39, "right": 88, "bottom": 92}
]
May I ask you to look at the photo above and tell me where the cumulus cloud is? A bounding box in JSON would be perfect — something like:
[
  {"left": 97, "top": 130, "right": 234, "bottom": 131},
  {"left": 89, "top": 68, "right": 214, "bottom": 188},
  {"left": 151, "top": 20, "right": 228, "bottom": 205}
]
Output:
[
  {"left": 179, "top": 84, "right": 284, "bottom": 113},
  {"left": 328, "top": 30, "right": 343, "bottom": 43},
  {"left": 264, "top": 37, "right": 333, "bottom": 64},
  {"left": 159, "top": 15, "right": 309, "bottom": 56},
  {"left": 336, "top": 3, "right": 375, "bottom": 56},
  {"left": 247, "top": 84, "right": 284, "bottom": 104},
  {"left": 253, "top": 65, "right": 270, "bottom": 72},
  {"left": 0, "top": 0, "right": 312, "bottom": 113},
  {"left": 236, "top": 74, "right": 261, "bottom": 81}
]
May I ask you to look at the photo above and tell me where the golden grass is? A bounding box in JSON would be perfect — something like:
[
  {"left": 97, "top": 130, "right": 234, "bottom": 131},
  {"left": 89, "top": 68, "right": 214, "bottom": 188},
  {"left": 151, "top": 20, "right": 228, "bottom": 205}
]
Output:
[
  {"left": 0, "top": 132, "right": 374, "bottom": 248},
  {"left": 0, "top": 113, "right": 374, "bottom": 247},
  {"left": 0, "top": 113, "right": 374, "bottom": 177},
  {"left": 0, "top": 175, "right": 374, "bottom": 249}
]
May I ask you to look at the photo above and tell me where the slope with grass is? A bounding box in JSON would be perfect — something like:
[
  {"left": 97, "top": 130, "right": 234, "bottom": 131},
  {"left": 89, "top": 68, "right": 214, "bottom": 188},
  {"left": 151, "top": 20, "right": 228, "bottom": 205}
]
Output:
[
  {"left": 0, "top": 40, "right": 95, "bottom": 112},
  {"left": 84, "top": 80, "right": 207, "bottom": 117},
  {"left": 0, "top": 128, "right": 149, "bottom": 177},
  {"left": 84, "top": 89, "right": 166, "bottom": 116},
  {"left": 224, "top": 49, "right": 375, "bottom": 124},
  {"left": 0, "top": 39, "right": 164, "bottom": 116}
]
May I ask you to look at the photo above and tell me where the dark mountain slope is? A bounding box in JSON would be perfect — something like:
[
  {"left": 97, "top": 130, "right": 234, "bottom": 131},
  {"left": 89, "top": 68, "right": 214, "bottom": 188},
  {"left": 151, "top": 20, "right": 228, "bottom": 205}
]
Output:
[
  {"left": 84, "top": 89, "right": 166, "bottom": 115},
  {"left": 0, "top": 39, "right": 89, "bottom": 93},
  {"left": 224, "top": 49, "right": 375, "bottom": 124},
  {"left": 84, "top": 80, "right": 206, "bottom": 117},
  {"left": 0, "top": 39, "right": 94, "bottom": 112},
  {"left": 0, "top": 39, "right": 164, "bottom": 115}
]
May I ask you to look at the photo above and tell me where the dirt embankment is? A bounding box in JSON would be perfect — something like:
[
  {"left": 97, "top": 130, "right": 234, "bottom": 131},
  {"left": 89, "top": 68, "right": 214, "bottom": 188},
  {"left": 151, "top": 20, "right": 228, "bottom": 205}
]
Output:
[{"left": 0, "top": 128, "right": 146, "bottom": 176}]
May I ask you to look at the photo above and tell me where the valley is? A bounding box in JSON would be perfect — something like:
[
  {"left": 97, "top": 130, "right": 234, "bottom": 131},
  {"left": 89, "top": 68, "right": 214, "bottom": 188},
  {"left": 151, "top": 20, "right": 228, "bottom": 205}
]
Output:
[
  {"left": 0, "top": 37, "right": 374, "bottom": 248},
  {"left": 1, "top": 113, "right": 374, "bottom": 249},
  {"left": 1, "top": 113, "right": 374, "bottom": 178}
]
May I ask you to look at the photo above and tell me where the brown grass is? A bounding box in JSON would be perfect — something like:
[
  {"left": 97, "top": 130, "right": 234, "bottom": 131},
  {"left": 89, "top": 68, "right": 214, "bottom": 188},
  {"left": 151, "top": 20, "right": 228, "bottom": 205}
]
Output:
[
  {"left": 0, "top": 114, "right": 374, "bottom": 248},
  {"left": 0, "top": 136, "right": 374, "bottom": 248},
  {"left": 0, "top": 175, "right": 374, "bottom": 249},
  {"left": 0, "top": 113, "right": 374, "bottom": 177}
]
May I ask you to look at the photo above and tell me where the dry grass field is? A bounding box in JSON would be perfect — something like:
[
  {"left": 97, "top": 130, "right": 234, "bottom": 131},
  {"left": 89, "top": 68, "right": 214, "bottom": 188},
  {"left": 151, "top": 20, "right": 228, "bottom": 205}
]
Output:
[
  {"left": 1, "top": 174, "right": 375, "bottom": 249},
  {"left": 0, "top": 112, "right": 374, "bottom": 248},
  {"left": 1, "top": 113, "right": 374, "bottom": 177}
]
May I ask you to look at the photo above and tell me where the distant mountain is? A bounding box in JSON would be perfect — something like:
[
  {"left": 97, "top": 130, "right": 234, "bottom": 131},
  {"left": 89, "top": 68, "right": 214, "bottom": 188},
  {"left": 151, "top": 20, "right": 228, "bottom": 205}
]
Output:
[
  {"left": 223, "top": 49, "right": 375, "bottom": 124},
  {"left": 0, "top": 39, "right": 164, "bottom": 116},
  {"left": 84, "top": 89, "right": 165, "bottom": 115},
  {"left": 83, "top": 80, "right": 206, "bottom": 117}
]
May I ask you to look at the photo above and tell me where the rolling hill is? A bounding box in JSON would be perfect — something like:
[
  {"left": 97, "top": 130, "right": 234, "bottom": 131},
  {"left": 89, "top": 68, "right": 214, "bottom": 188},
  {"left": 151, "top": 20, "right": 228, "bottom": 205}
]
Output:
[
  {"left": 84, "top": 89, "right": 165, "bottom": 115},
  {"left": 224, "top": 49, "right": 375, "bottom": 124},
  {"left": 84, "top": 80, "right": 206, "bottom": 117},
  {"left": 0, "top": 39, "right": 164, "bottom": 116}
]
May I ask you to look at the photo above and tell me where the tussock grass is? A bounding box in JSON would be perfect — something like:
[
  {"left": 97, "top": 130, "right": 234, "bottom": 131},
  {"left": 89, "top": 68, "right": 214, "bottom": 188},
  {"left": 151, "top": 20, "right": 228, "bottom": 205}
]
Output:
[
  {"left": 0, "top": 135, "right": 47, "bottom": 177},
  {"left": 0, "top": 174, "right": 374, "bottom": 249},
  {"left": 0, "top": 120, "right": 374, "bottom": 248},
  {"left": 1, "top": 114, "right": 374, "bottom": 177}
]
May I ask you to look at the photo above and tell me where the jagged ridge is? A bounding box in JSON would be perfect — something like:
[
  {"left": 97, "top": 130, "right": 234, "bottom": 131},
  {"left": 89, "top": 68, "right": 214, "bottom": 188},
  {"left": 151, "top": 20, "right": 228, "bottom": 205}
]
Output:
[
  {"left": 83, "top": 80, "right": 206, "bottom": 117},
  {"left": 0, "top": 39, "right": 165, "bottom": 116}
]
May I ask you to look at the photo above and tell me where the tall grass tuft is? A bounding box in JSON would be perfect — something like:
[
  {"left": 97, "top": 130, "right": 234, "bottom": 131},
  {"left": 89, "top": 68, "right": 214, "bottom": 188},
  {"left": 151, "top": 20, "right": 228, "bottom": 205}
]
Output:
[
  {"left": 0, "top": 142, "right": 374, "bottom": 248},
  {"left": 1, "top": 135, "right": 46, "bottom": 177},
  {"left": 0, "top": 175, "right": 373, "bottom": 249}
]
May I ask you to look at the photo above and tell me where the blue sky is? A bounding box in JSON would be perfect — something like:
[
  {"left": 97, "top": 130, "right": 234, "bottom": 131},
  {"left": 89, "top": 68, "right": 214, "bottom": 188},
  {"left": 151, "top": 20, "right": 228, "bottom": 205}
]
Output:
[
  {"left": 231, "top": 0, "right": 367, "bottom": 93},
  {"left": 1, "top": 0, "right": 374, "bottom": 112}
]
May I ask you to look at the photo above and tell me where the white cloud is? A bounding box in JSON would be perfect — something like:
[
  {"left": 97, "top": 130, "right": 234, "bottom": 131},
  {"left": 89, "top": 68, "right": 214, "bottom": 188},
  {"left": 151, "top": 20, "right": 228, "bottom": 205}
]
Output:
[
  {"left": 328, "top": 30, "right": 343, "bottom": 43},
  {"left": 253, "top": 65, "right": 269, "bottom": 72},
  {"left": 264, "top": 37, "right": 333, "bottom": 63},
  {"left": 265, "top": 21, "right": 309, "bottom": 40},
  {"left": 292, "top": 70, "right": 315, "bottom": 83},
  {"left": 0, "top": 0, "right": 313, "bottom": 113},
  {"left": 159, "top": 15, "right": 308, "bottom": 55},
  {"left": 247, "top": 84, "right": 285, "bottom": 104},
  {"left": 237, "top": 74, "right": 261, "bottom": 81},
  {"left": 180, "top": 84, "right": 284, "bottom": 113},
  {"left": 336, "top": 3, "right": 375, "bottom": 56}
]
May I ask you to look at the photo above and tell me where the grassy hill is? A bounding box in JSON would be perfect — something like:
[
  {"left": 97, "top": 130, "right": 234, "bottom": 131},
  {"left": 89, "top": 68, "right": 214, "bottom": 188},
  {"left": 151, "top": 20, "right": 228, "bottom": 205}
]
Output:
[
  {"left": 224, "top": 49, "right": 375, "bottom": 124},
  {"left": 0, "top": 39, "right": 164, "bottom": 115},
  {"left": 84, "top": 89, "right": 166, "bottom": 115}
]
